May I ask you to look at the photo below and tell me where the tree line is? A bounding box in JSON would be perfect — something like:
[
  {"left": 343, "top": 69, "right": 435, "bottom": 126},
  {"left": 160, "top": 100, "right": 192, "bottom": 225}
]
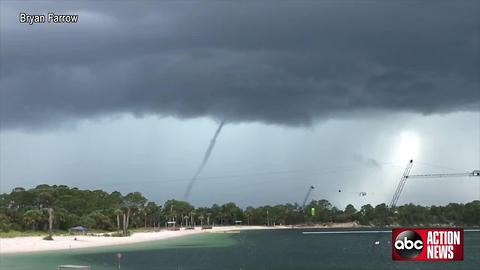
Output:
[{"left": 0, "top": 185, "right": 479, "bottom": 234}]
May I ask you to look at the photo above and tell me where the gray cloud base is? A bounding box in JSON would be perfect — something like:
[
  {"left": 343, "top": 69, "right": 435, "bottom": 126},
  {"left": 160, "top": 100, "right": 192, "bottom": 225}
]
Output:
[{"left": 1, "top": 1, "right": 479, "bottom": 129}]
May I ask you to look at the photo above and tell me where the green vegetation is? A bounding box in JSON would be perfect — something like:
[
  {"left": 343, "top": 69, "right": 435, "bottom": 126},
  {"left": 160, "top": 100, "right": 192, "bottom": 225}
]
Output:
[
  {"left": 0, "top": 185, "right": 479, "bottom": 236},
  {"left": 0, "top": 230, "right": 51, "bottom": 238}
]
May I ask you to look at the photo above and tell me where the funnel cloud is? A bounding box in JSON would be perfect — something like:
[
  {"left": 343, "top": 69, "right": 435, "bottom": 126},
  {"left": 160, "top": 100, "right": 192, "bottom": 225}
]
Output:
[{"left": 184, "top": 120, "right": 225, "bottom": 199}]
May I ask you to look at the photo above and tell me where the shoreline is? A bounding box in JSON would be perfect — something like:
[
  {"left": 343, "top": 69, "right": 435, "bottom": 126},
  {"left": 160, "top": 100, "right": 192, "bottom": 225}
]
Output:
[
  {"left": 1, "top": 222, "right": 474, "bottom": 255},
  {"left": 0, "top": 222, "right": 359, "bottom": 255},
  {"left": 0, "top": 226, "right": 278, "bottom": 255},
  {"left": 0, "top": 222, "right": 365, "bottom": 255}
]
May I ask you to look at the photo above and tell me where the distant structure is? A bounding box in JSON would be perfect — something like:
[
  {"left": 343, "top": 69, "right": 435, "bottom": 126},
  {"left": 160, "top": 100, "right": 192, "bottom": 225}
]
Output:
[
  {"left": 69, "top": 226, "right": 87, "bottom": 233},
  {"left": 389, "top": 159, "right": 480, "bottom": 209},
  {"left": 301, "top": 185, "right": 315, "bottom": 212}
]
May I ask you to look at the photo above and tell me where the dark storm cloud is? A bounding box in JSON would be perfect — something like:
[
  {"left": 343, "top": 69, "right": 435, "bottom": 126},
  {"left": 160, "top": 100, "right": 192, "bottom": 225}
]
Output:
[{"left": 1, "top": 1, "right": 479, "bottom": 129}]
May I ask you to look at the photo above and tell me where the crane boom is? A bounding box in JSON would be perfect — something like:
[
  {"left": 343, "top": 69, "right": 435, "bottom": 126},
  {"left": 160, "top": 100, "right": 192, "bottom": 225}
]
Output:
[
  {"left": 407, "top": 171, "right": 479, "bottom": 178},
  {"left": 389, "top": 160, "right": 413, "bottom": 209},
  {"left": 302, "top": 185, "right": 315, "bottom": 211},
  {"left": 389, "top": 160, "right": 479, "bottom": 209}
]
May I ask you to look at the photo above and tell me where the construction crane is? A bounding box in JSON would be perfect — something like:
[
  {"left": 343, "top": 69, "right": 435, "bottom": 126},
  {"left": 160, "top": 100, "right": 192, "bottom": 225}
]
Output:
[
  {"left": 389, "top": 160, "right": 479, "bottom": 209},
  {"left": 302, "top": 185, "right": 315, "bottom": 212}
]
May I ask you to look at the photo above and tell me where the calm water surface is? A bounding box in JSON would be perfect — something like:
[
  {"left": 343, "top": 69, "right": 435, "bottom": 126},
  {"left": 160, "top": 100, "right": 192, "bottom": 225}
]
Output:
[{"left": 1, "top": 228, "right": 479, "bottom": 270}]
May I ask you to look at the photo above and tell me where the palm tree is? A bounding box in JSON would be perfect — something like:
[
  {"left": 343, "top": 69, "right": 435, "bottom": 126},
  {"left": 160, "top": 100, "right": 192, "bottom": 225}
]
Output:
[
  {"left": 183, "top": 215, "right": 189, "bottom": 227},
  {"left": 207, "top": 213, "right": 211, "bottom": 226},
  {"left": 122, "top": 192, "right": 147, "bottom": 235},
  {"left": 114, "top": 209, "right": 123, "bottom": 233},
  {"left": 190, "top": 211, "right": 195, "bottom": 227},
  {"left": 23, "top": 209, "right": 43, "bottom": 230},
  {"left": 47, "top": 208, "right": 54, "bottom": 238}
]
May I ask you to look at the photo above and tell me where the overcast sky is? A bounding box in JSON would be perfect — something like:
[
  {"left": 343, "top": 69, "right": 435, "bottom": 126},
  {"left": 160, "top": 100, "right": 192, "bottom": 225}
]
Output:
[{"left": 1, "top": 1, "right": 479, "bottom": 208}]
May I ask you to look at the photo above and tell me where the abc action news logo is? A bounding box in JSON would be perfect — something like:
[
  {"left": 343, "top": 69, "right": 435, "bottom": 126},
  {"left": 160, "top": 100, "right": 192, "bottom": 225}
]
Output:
[{"left": 392, "top": 228, "right": 464, "bottom": 261}]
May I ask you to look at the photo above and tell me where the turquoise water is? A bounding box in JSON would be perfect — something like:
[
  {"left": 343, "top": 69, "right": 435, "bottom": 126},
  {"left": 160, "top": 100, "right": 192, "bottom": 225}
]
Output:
[{"left": 1, "top": 229, "right": 479, "bottom": 269}]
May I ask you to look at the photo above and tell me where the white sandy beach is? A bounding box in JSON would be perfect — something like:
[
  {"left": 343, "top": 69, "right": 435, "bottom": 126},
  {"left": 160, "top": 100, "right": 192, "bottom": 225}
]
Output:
[
  {"left": 0, "top": 226, "right": 270, "bottom": 254},
  {"left": 0, "top": 223, "right": 364, "bottom": 254}
]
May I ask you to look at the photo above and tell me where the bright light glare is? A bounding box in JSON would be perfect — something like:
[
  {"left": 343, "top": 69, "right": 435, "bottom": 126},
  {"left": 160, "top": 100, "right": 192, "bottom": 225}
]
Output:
[{"left": 397, "top": 131, "right": 421, "bottom": 161}]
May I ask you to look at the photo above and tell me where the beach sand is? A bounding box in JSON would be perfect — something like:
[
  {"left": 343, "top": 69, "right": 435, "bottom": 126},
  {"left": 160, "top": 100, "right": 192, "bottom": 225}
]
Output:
[
  {"left": 0, "top": 222, "right": 364, "bottom": 254},
  {"left": 0, "top": 226, "right": 270, "bottom": 254}
]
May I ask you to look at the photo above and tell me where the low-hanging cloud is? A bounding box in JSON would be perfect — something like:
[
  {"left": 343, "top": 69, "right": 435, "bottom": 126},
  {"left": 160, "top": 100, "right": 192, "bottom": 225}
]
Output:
[{"left": 1, "top": 1, "right": 479, "bottom": 130}]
